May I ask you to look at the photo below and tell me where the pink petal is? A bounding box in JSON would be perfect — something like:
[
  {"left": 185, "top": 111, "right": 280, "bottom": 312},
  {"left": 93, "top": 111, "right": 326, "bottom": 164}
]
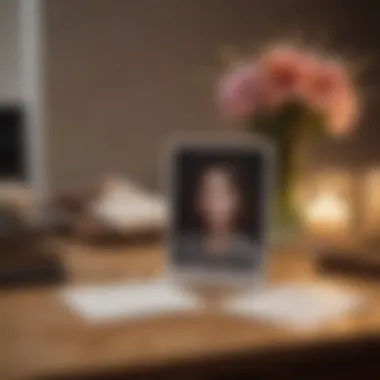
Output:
[
  {"left": 300, "top": 59, "right": 351, "bottom": 110},
  {"left": 217, "top": 64, "right": 264, "bottom": 119},
  {"left": 326, "top": 87, "right": 359, "bottom": 136},
  {"left": 260, "top": 45, "right": 307, "bottom": 106}
]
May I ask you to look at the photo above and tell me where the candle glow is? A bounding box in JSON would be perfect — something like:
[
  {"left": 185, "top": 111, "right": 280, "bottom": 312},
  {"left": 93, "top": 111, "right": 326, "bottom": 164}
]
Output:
[{"left": 303, "top": 193, "right": 351, "bottom": 236}]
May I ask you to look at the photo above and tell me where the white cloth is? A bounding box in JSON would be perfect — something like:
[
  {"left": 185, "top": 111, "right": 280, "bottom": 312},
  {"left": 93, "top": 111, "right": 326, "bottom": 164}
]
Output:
[
  {"left": 224, "top": 282, "right": 364, "bottom": 330},
  {"left": 61, "top": 280, "right": 364, "bottom": 329},
  {"left": 60, "top": 279, "right": 198, "bottom": 322}
]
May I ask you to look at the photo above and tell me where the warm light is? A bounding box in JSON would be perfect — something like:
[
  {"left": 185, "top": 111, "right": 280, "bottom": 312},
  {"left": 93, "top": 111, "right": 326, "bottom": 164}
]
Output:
[
  {"left": 363, "top": 168, "right": 380, "bottom": 234},
  {"left": 298, "top": 169, "right": 354, "bottom": 239},
  {"left": 306, "top": 194, "right": 349, "bottom": 224},
  {"left": 303, "top": 193, "right": 351, "bottom": 237}
]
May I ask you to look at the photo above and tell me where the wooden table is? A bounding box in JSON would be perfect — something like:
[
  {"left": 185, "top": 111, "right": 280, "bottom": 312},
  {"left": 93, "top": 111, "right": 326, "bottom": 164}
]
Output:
[{"left": 1, "top": 243, "right": 380, "bottom": 380}]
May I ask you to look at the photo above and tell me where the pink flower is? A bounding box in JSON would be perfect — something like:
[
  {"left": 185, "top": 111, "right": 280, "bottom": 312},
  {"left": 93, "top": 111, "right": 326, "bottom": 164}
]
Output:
[
  {"left": 300, "top": 59, "right": 350, "bottom": 109},
  {"left": 217, "top": 64, "right": 264, "bottom": 119},
  {"left": 260, "top": 45, "right": 306, "bottom": 106},
  {"left": 216, "top": 43, "right": 360, "bottom": 136},
  {"left": 298, "top": 58, "right": 358, "bottom": 135},
  {"left": 326, "top": 86, "right": 359, "bottom": 136}
]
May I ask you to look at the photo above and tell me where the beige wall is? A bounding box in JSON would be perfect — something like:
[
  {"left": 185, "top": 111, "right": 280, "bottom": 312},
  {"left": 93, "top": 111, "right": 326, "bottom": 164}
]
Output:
[
  {"left": 44, "top": 0, "right": 374, "bottom": 192},
  {"left": 45, "top": 0, "right": 228, "bottom": 191}
]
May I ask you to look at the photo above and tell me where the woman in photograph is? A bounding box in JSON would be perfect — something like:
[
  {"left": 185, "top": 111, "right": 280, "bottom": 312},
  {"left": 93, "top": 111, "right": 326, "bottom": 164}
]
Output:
[{"left": 178, "top": 164, "right": 259, "bottom": 272}]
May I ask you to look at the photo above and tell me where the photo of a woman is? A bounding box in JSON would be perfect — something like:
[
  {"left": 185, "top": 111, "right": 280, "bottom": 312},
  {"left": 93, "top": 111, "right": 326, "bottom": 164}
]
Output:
[{"left": 172, "top": 145, "right": 267, "bottom": 275}]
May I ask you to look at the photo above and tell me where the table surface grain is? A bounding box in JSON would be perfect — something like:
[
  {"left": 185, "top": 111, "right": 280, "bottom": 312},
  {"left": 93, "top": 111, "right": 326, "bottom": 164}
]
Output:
[{"left": 1, "top": 242, "right": 380, "bottom": 380}]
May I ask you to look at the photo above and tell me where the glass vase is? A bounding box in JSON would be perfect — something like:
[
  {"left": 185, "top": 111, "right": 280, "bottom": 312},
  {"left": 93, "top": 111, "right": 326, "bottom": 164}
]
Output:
[
  {"left": 268, "top": 135, "right": 301, "bottom": 248},
  {"left": 250, "top": 100, "right": 321, "bottom": 249}
]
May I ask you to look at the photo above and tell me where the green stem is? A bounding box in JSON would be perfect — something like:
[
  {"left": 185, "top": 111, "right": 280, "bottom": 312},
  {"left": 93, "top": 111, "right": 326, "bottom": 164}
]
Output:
[
  {"left": 248, "top": 99, "right": 325, "bottom": 245},
  {"left": 250, "top": 101, "right": 307, "bottom": 230},
  {"left": 275, "top": 136, "right": 298, "bottom": 226}
]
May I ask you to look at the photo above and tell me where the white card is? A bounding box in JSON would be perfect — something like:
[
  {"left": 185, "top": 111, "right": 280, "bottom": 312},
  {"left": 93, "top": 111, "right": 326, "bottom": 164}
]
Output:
[
  {"left": 224, "top": 283, "right": 364, "bottom": 330},
  {"left": 60, "top": 279, "right": 199, "bottom": 322}
]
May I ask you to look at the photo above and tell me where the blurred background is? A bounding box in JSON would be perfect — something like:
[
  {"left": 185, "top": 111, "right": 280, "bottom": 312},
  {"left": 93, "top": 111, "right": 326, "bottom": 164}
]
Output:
[
  {"left": 1, "top": 0, "right": 379, "bottom": 192},
  {"left": 1, "top": 1, "right": 380, "bottom": 380}
]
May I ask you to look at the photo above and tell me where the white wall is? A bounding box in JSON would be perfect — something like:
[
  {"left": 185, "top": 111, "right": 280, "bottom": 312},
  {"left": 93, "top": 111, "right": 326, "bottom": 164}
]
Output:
[{"left": 0, "top": 0, "right": 20, "bottom": 102}]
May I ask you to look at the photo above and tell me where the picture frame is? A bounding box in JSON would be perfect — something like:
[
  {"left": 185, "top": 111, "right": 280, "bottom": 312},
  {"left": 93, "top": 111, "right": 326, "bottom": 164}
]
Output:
[{"left": 164, "top": 133, "right": 274, "bottom": 292}]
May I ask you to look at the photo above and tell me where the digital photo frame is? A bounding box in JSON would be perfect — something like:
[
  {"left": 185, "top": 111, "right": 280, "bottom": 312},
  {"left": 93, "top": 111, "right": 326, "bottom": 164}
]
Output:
[{"left": 165, "top": 134, "right": 274, "bottom": 291}]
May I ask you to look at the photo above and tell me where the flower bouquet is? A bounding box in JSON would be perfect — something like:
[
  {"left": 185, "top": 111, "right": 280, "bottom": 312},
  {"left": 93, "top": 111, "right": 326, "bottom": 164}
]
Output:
[{"left": 217, "top": 43, "right": 360, "bottom": 245}]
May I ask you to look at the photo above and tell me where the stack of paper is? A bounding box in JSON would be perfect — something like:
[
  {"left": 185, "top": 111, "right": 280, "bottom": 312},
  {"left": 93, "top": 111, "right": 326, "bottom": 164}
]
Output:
[
  {"left": 61, "top": 280, "right": 364, "bottom": 329},
  {"left": 224, "top": 283, "right": 364, "bottom": 329},
  {"left": 61, "top": 279, "right": 198, "bottom": 322}
]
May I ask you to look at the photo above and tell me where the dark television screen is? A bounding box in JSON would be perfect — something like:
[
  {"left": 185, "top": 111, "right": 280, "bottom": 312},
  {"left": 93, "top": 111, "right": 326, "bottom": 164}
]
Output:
[{"left": 0, "top": 105, "right": 26, "bottom": 181}]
